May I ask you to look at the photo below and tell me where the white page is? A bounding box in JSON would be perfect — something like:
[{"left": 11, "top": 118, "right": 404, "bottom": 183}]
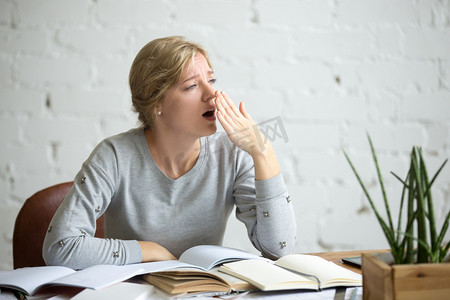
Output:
[
  {"left": 134, "top": 260, "right": 202, "bottom": 274},
  {"left": 232, "top": 288, "right": 336, "bottom": 299},
  {"left": 48, "top": 265, "right": 144, "bottom": 290},
  {"left": 71, "top": 282, "right": 154, "bottom": 300},
  {"left": 220, "top": 260, "right": 317, "bottom": 291},
  {"left": 275, "top": 255, "right": 361, "bottom": 286},
  {"left": 0, "top": 266, "right": 75, "bottom": 295},
  {"left": 179, "top": 245, "right": 263, "bottom": 270}
]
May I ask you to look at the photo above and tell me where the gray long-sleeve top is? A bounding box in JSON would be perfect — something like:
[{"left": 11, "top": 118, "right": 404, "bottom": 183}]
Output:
[{"left": 42, "top": 128, "right": 296, "bottom": 269}]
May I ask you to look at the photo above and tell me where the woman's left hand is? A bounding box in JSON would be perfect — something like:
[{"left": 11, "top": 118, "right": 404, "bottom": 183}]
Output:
[
  {"left": 215, "top": 90, "right": 281, "bottom": 180},
  {"left": 215, "top": 91, "right": 265, "bottom": 157}
]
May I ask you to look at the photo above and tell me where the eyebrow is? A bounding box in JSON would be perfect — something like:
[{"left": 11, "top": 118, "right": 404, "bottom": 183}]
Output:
[{"left": 180, "top": 70, "right": 214, "bottom": 85}]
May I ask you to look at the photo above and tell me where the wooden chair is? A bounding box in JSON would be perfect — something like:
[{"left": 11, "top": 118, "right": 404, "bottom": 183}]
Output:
[{"left": 12, "top": 182, "right": 104, "bottom": 269}]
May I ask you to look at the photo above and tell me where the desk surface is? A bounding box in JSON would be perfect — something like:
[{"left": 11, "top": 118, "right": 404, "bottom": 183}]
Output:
[{"left": 311, "top": 249, "right": 390, "bottom": 274}]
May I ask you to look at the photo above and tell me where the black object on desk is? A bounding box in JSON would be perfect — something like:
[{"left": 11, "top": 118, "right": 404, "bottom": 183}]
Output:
[{"left": 342, "top": 256, "right": 362, "bottom": 268}]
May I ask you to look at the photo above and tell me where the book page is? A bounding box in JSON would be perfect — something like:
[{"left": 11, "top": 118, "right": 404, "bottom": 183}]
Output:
[
  {"left": 149, "top": 267, "right": 229, "bottom": 283},
  {"left": 179, "top": 245, "right": 263, "bottom": 270},
  {"left": 0, "top": 266, "right": 75, "bottom": 295},
  {"left": 219, "top": 260, "right": 318, "bottom": 291},
  {"left": 274, "top": 255, "right": 361, "bottom": 288},
  {"left": 208, "top": 267, "right": 255, "bottom": 291},
  {"left": 48, "top": 264, "right": 144, "bottom": 290},
  {"left": 71, "top": 282, "right": 154, "bottom": 300},
  {"left": 234, "top": 288, "right": 336, "bottom": 299},
  {"left": 136, "top": 260, "right": 202, "bottom": 274}
]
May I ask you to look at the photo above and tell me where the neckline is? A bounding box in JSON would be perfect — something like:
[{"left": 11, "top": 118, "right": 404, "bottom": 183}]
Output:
[{"left": 139, "top": 128, "right": 208, "bottom": 184}]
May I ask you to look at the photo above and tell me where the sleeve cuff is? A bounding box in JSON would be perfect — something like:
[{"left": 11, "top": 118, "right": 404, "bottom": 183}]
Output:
[
  {"left": 124, "top": 240, "right": 143, "bottom": 264},
  {"left": 255, "top": 173, "right": 287, "bottom": 201}
]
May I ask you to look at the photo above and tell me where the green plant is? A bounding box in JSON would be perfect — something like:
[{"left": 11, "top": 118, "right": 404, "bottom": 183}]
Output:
[{"left": 343, "top": 135, "right": 449, "bottom": 264}]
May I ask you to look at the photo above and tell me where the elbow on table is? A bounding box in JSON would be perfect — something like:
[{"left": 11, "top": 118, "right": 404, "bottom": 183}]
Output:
[
  {"left": 255, "top": 231, "right": 296, "bottom": 260},
  {"left": 261, "top": 240, "right": 296, "bottom": 260},
  {"left": 42, "top": 241, "right": 68, "bottom": 268},
  {"left": 42, "top": 237, "right": 83, "bottom": 269},
  {"left": 254, "top": 223, "right": 297, "bottom": 259},
  {"left": 42, "top": 247, "right": 63, "bottom": 267}
]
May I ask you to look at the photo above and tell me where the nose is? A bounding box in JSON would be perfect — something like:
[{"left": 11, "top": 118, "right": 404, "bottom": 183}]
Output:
[{"left": 202, "top": 82, "right": 216, "bottom": 103}]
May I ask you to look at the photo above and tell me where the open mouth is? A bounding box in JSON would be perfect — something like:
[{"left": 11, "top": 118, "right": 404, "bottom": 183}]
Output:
[{"left": 202, "top": 108, "right": 216, "bottom": 120}]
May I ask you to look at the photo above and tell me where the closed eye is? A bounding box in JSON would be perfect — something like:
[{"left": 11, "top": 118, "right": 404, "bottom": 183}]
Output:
[
  {"left": 184, "top": 78, "right": 216, "bottom": 91},
  {"left": 185, "top": 84, "right": 197, "bottom": 91}
]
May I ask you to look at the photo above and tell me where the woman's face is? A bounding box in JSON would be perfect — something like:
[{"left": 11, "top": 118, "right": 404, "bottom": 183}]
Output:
[{"left": 158, "top": 53, "right": 217, "bottom": 139}]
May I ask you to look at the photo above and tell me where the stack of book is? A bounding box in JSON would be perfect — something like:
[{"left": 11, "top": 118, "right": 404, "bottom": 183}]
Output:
[{"left": 0, "top": 245, "right": 362, "bottom": 298}]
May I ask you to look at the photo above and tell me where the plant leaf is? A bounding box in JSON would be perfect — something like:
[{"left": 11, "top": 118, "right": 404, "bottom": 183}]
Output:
[
  {"left": 398, "top": 210, "right": 417, "bottom": 263},
  {"left": 405, "top": 152, "right": 416, "bottom": 264},
  {"left": 422, "top": 158, "right": 448, "bottom": 197},
  {"left": 402, "top": 230, "right": 434, "bottom": 263},
  {"left": 394, "top": 170, "right": 410, "bottom": 244},
  {"left": 418, "top": 149, "right": 437, "bottom": 252},
  {"left": 390, "top": 171, "right": 409, "bottom": 187},
  {"left": 343, "top": 150, "right": 398, "bottom": 252},
  {"left": 440, "top": 240, "right": 450, "bottom": 262},
  {"left": 367, "top": 134, "right": 395, "bottom": 232},
  {"left": 411, "top": 147, "right": 429, "bottom": 263},
  {"left": 435, "top": 211, "right": 450, "bottom": 257}
]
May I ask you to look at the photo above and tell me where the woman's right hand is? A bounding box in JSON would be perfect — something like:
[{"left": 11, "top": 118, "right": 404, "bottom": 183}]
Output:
[{"left": 138, "top": 241, "right": 177, "bottom": 262}]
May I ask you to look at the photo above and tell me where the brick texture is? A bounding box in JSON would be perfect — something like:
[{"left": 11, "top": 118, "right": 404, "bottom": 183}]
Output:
[{"left": 0, "top": 0, "right": 449, "bottom": 270}]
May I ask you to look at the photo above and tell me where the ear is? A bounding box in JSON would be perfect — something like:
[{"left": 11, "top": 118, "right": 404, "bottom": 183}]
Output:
[{"left": 153, "top": 106, "right": 161, "bottom": 116}]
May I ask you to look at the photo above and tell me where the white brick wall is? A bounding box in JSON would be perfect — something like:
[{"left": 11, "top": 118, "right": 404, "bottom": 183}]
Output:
[{"left": 1, "top": 0, "right": 449, "bottom": 270}]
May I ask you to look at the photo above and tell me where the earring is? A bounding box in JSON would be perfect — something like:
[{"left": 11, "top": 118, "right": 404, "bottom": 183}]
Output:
[{"left": 157, "top": 111, "right": 161, "bottom": 115}]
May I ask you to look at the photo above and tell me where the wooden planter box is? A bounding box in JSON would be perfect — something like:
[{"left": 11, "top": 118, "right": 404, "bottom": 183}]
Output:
[{"left": 362, "top": 253, "right": 450, "bottom": 300}]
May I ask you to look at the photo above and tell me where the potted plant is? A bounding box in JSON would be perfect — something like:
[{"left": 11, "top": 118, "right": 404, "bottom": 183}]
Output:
[{"left": 343, "top": 135, "right": 450, "bottom": 300}]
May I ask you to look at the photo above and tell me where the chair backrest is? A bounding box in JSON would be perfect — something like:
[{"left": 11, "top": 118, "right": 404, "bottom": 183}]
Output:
[{"left": 12, "top": 182, "right": 104, "bottom": 269}]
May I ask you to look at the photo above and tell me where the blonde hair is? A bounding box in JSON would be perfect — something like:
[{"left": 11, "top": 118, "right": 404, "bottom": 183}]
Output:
[{"left": 129, "top": 36, "right": 212, "bottom": 129}]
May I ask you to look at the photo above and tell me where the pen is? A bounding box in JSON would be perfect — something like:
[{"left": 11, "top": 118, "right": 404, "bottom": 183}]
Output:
[{"left": 13, "top": 290, "right": 27, "bottom": 300}]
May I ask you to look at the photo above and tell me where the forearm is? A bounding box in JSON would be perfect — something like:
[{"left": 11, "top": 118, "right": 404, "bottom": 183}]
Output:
[
  {"left": 253, "top": 175, "right": 296, "bottom": 258},
  {"left": 235, "top": 172, "right": 296, "bottom": 259},
  {"left": 252, "top": 197, "right": 296, "bottom": 258},
  {"left": 251, "top": 141, "right": 281, "bottom": 181},
  {"left": 138, "top": 241, "right": 177, "bottom": 262},
  {"left": 44, "top": 234, "right": 176, "bottom": 268},
  {"left": 43, "top": 234, "right": 142, "bottom": 269}
]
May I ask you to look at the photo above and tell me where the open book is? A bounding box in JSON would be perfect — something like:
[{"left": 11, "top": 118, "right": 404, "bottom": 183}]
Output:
[
  {"left": 218, "top": 254, "right": 362, "bottom": 291},
  {"left": 142, "top": 245, "right": 261, "bottom": 295},
  {"left": 143, "top": 267, "right": 254, "bottom": 295},
  {"left": 0, "top": 245, "right": 261, "bottom": 296},
  {"left": 0, "top": 264, "right": 144, "bottom": 296}
]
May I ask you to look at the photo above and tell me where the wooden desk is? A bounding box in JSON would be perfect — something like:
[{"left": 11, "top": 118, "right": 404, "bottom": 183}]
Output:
[{"left": 311, "top": 249, "right": 390, "bottom": 274}]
